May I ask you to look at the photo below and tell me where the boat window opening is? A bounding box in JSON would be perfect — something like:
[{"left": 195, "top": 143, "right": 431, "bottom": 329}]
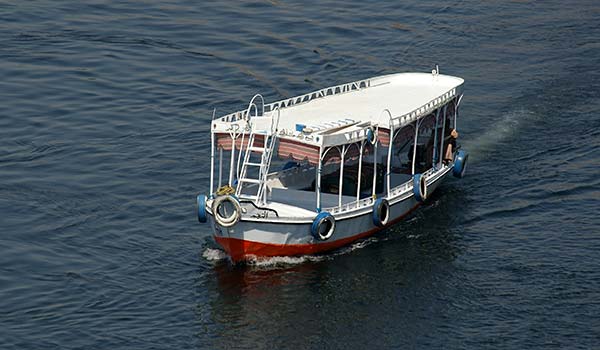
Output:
[
  {"left": 359, "top": 142, "right": 384, "bottom": 197},
  {"left": 215, "top": 139, "right": 253, "bottom": 187},
  {"left": 265, "top": 141, "right": 382, "bottom": 208},
  {"left": 214, "top": 145, "right": 233, "bottom": 187},
  {"left": 408, "top": 116, "right": 434, "bottom": 175},
  {"left": 430, "top": 113, "right": 444, "bottom": 169},
  {"left": 319, "top": 142, "right": 383, "bottom": 200},
  {"left": 309, "top": 162, "right": 384, "bottom": 199},
  {"left": 440, "top": 105, "right": 457, "bottom": 166},
  {"left": 345, "top": 143, "right": 362, "bottom": 201},
  {"left": 387, "top": 125, "right": 415, "bottom": 188}
]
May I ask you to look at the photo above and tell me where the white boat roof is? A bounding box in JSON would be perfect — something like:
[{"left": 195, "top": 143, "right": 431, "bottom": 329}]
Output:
[
  {"left": 214, "top": 71, "right": 464, "bottom": 147},
  {"left": 271, "top": 72, "right": 463, "bottom": 130}
]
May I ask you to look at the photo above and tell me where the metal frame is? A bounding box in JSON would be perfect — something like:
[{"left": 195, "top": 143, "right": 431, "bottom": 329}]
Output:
[
  {"left": 438, "top": 104, "right": 447, "bottom": 169},
  {"left": 209, "top": 108, "right": 216, "bottom": 195}
]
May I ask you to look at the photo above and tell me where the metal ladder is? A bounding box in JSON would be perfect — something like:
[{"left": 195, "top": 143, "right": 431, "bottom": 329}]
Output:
[{"left": 236, "top": 109, "right": 279, "bottom": 205}]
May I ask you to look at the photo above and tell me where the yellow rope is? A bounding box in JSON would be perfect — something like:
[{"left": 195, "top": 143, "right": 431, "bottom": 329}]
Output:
[{"left": 216, "top": 185, "right": 235, "bottom": 196}]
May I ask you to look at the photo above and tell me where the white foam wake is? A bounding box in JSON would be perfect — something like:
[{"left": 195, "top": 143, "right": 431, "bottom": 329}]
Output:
[
  {"left": 246, "top": 236, "right": 382, "bottom": 268},
  {"left": 202, "top": 248, "right": 228, "bottom": 261},
  {"left": 246, "top": 254, "right": 325, "bottom": 267},
  {"left": 463, "top": 108, "right": 535, "bottom": 162},
  {"left": 201, "top": 236, "right": 381, "bottom": 268}
]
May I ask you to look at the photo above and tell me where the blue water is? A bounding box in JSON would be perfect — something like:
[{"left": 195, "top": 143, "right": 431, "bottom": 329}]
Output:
[{"left": 1, "top": 1, "right": 599, "bottom": 349}]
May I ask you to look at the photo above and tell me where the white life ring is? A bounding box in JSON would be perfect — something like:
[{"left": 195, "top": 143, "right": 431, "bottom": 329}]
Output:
[{"left": 211, "top": 195, "right": 241, "bottom": 227}]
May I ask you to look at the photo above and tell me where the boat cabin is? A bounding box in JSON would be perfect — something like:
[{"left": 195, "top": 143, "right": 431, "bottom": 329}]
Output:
[{"left": 208, "top": 71, "right": 464, "bottom": 222}]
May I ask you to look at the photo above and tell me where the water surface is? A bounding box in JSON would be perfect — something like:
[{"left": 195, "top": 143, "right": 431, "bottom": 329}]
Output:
[{"left": 1, "top": 1, "right": 599, "bottom": 349}]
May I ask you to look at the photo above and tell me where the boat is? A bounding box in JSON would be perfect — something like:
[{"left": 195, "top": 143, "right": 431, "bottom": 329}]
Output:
[{"left": 197, "top": 68, "right": 468, "bottom": 262}]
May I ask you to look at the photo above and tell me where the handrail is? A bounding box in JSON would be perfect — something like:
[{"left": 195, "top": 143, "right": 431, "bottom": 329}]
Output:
[
  {"left": 389, "top": 88, "right": 457, "bottom": 130},
  {"left": 260, "top": 107, "right": 280, "bottom": 203},
  {"left": 245, "top": 94, "right": 265, "bottom": 120},
  {"left": 218, "top": 78, "right": 371, "bottom": 123},
  {"left": 264, "top": 79, "right": 371, "bottom": 112},
  {"left": 236, "top": 94, "right": 264, "bottom": 180},
  {"left": 325, "top": 196, "right": 374, "bottom": 215},
  {"left": 324, "top": 166, "right": 443, "bottom": 215}
]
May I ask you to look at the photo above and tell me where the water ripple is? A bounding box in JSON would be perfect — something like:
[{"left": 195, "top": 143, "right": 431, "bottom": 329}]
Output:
[{"left": 1, "top": 1, "right": 600, "bottom": 349}]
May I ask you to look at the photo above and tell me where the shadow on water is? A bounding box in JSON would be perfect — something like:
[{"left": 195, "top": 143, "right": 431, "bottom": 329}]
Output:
[{"left": 197, "top": 183, "right": 473, "bottom": 349}]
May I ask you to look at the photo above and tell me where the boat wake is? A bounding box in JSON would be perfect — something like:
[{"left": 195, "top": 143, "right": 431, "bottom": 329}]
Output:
[
  {"left": 246, "top": 254, "right": 325, "bottom": 267},
  {"left": 463, "top": 107, "right": 535, "bottom": 162},
  {"left": 202, "top": 248, "right": 229, "bottom": 261},
  {"left": 201, "top": 236, "right": 381, "bottom": 268}
]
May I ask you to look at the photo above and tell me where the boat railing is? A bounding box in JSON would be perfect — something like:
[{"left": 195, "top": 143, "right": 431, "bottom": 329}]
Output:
[
  {"left": 389, "top": 88, "right": 458, "bottom": 129},
  {"left": 324, "top": 167, "right": 439, "bottom": 215},
  {"left": 263, "top": 79, "right": 371, "bottom": 113},
  {"left": 218, "top": 78, "right": 372, "bottom": 124},
  {"left": 326, "top": 196, "right": 375, "bottom": 216}
]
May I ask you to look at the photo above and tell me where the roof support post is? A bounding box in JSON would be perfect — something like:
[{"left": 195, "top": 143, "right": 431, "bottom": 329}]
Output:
[
  {"left": 432, "top": 108, "right": 440, "bottom": 169},
  {"left": 229, "top": 133, "right": 236, "bottom": 186},
  {"left": 386, "top": 126, "right": 394, "bottom": 196},
  {"left": 235, "top": 129, "right": 246, "bottom": 181},
  {"left": 411, "top": 120, "right": 420, "bottom": 175},
  {"left": 316, "top": 146, "right": 323, "bottom": 212},
  {"left": 438, "top": 104, "right": 448, "bottom": 168},
  {"left": 455, "top": 94, "right": 463, "bottom": 131},
  {"left": 210, "top": 110, "right": 216, "bottom": 195},
  {"left": 378, "top": 109, "right": 394, "bottom": 198},
  {"left": 218, "top": 147, "right": 223, "bottom": 189},
  {"left": 356, "top": 142, "right": 364, "bottom": 202},
  {"left": 210, "top": 131, "right": 215, "bottom": 195},
  {"left": 372, "top": 127, "right": 378, "bottom": 198},
  {"left": 339, "top": 145, "right": 345, "bottom": 207}
]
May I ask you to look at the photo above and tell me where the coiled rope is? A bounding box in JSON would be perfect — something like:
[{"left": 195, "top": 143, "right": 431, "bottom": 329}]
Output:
[{"left": 216, "top": 185, "right": 235, "bottom": 196}]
